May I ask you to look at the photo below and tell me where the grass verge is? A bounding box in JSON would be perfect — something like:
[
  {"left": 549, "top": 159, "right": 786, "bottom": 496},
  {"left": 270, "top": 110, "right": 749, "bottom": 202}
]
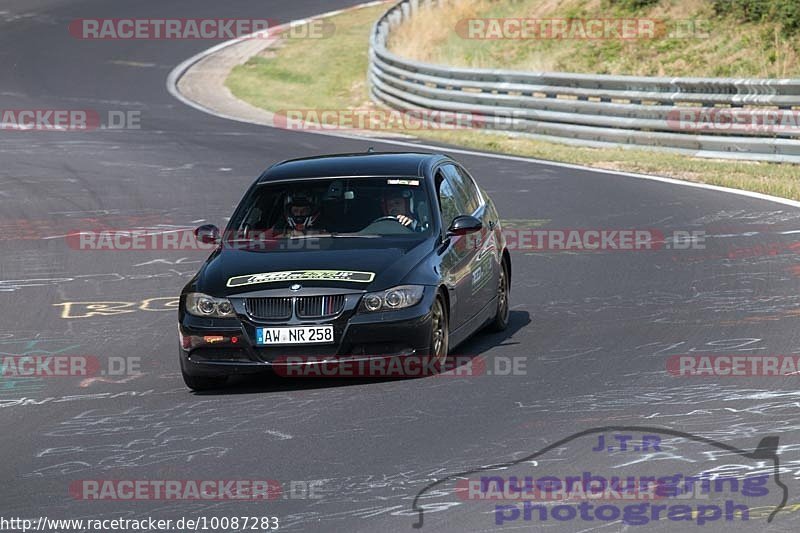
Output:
[
  {"left": 226, "top": 3, "right": 800, "bottom": 202},
  {"left": 388, "top": 0, "right": 800, "bottom": 78}
]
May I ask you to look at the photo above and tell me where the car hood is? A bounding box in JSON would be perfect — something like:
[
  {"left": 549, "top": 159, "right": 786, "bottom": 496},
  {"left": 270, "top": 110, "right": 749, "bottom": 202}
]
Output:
[{"left": 193, "top": 237, "right": 435, "bottom": 296}]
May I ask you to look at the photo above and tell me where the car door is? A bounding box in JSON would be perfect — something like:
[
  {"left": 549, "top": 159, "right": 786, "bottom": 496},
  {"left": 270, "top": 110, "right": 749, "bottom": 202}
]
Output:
[
  {"left": 441, "top": 163, "right": 499, "bottom": 321},
  {"left": 451, "top": 164, "right": 500, "bottom": 314},
  {"left": 436, "top": 164, "right": 487, "bottom": 330},
  {"left": 435, "top": 167, "right": 478, "bottom": 332}
]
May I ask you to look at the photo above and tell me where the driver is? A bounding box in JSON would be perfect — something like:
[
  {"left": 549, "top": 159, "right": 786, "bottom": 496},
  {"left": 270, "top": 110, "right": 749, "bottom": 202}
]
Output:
[
  {"left": 381, "top": 189, "right": 418, "bottom": 229},
  {"left": 279, "top": 194, "right": 323, "bottom": 236}
]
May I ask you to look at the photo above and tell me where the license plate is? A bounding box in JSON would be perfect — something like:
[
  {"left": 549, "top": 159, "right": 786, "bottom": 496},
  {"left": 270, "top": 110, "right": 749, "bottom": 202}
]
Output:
[{"left": 256, "top": 325, "right": 334, "bottom": 345}]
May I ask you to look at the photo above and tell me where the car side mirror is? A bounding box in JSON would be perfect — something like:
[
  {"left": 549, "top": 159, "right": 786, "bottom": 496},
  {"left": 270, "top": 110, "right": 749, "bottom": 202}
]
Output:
[
  {"left": 447, "top": 215, "right": 482, "bottom": 237},
  {"left": 194, "top": 224, "right": 220, "bottom": 245}
]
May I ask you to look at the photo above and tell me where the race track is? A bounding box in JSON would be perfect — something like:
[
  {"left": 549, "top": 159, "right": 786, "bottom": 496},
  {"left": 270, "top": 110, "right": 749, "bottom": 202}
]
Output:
[{"left": 3, "top": 1, "right": 800, "bottom": 531}]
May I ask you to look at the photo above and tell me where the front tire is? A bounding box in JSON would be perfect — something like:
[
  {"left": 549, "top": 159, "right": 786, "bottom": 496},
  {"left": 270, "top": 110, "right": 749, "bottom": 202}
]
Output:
[{"left": 429, "top": 294, "right": 449, "bottom": 368}]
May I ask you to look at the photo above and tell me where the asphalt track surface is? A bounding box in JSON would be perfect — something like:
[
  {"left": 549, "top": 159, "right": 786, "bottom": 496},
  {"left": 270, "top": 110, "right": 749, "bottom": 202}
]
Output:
[{"left": 3, "top": 1, "right": 800, "bottom": 532}]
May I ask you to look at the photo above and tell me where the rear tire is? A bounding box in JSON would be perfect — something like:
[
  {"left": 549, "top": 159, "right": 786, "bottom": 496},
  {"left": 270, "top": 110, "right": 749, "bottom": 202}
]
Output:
[
  {"left": 182, "top": 371, "right": 227, "bottom": 391},
  {"left": 487, "top": 260, "right": 510, "bottom": 332}
]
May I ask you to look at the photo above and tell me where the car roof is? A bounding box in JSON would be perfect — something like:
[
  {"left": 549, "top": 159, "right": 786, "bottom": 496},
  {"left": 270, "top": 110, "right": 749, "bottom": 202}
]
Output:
[{"left": 257, "top": 152, "right": 448, "bottom": 183}]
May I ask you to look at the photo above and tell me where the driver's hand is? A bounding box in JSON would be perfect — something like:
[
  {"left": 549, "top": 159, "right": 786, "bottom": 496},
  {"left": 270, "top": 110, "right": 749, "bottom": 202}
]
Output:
[{"left": 396, "top": 215, "right": 414, "bottom": 227}]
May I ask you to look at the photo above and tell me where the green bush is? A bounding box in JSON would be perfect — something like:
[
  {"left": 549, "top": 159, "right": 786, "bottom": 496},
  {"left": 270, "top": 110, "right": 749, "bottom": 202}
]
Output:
[{"left": 712, "top": 0, "right": 800, "bottom": 36}]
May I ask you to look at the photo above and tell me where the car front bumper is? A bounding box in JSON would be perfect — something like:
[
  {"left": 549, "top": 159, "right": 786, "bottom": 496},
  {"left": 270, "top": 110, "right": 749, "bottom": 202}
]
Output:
[{"left": 178, "top": 287, "right": 437, "bottom": 377}]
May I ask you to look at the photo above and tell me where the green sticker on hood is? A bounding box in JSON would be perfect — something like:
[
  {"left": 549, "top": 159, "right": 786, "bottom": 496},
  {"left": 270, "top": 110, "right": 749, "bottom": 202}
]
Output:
[{"left": 227, "top": 270, "right": 375, "bottom": 287}]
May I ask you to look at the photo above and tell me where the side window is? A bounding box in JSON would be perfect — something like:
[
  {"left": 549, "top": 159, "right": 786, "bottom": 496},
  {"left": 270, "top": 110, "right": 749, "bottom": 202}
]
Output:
[
  {"left": 436, "top": 170, "right": 462, "bottom": 228},
  {"left": 441, "top": 164, "right": 480, "bottom": 215},
  {"left": 455, "top": 166, "right": 483, "bottom": 210}
]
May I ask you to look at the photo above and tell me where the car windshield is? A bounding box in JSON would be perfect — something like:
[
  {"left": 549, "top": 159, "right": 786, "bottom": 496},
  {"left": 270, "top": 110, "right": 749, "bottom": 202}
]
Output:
[{"left": 228, "top": 176, "right": 434, "bottom": 242}]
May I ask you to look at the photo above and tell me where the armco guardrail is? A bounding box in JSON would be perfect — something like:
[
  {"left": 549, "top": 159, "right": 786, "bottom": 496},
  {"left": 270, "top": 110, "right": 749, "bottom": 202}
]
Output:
[{"left": 368, "top": 0, "right": 800, "bottom": 163}]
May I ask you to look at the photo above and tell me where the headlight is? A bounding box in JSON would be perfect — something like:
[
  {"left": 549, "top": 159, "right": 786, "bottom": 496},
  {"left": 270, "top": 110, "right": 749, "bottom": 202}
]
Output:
[
  {"left": 359, "top": 285, "right": 424, "bottom": 312},
  {"left": 185, "top": 293, "right": 237, "bottom": 318}
]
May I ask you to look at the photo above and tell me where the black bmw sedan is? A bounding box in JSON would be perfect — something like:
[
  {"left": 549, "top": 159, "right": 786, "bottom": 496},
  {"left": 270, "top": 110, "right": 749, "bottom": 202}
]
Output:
[{"left": 178, "top": 152, "right": 510, "bottom": 390}]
